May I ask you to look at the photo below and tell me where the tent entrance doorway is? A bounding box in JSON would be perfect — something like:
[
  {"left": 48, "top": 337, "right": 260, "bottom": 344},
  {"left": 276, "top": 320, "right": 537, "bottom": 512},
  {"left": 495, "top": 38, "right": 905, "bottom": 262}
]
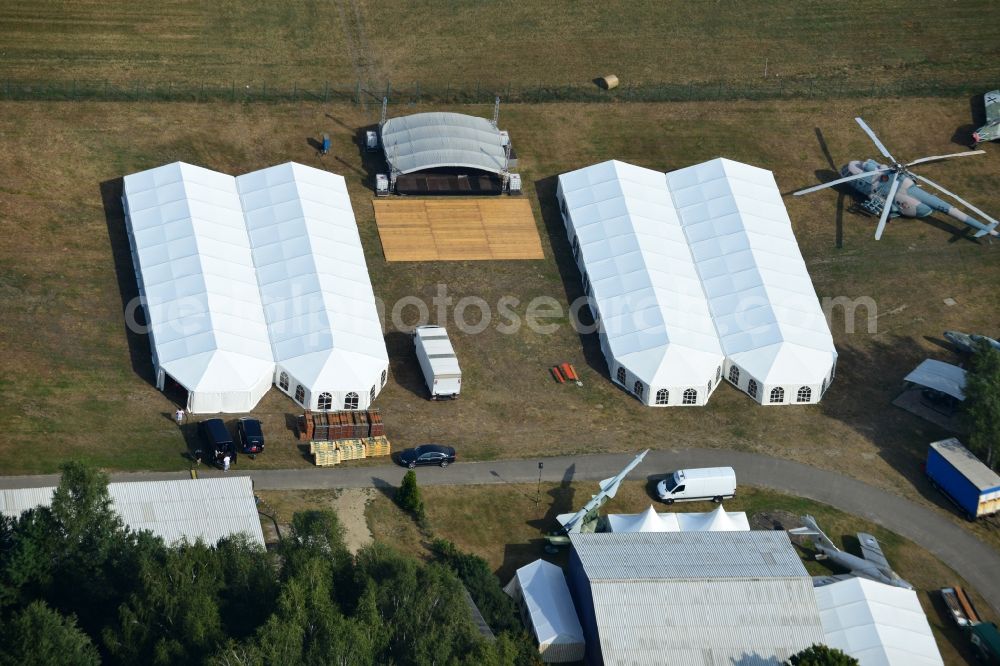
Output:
[{"left": 161, "top": 373, "right": 190, "bottom": 409}]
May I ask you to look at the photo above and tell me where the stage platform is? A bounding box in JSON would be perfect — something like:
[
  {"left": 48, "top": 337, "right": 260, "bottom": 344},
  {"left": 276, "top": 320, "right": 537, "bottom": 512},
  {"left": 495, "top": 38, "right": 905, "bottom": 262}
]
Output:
[
  {"left": 372, "top": 198, "right": 544, "bottom": 261},
  {"left": 394, "top": 172, "right": 503, "bottom": 196}
]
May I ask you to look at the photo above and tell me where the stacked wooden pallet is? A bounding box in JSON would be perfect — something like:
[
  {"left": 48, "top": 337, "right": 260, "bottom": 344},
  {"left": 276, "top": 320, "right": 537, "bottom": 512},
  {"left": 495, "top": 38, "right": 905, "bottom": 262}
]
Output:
[
  {"left": 310, "top": 436, "right": 392, "bottom": 467},
  {"left": 365, "top": 435, "right": 391, "bottom": 457},
  {"left": 299, "top": 409, "right": 384, "bottom": 441}
]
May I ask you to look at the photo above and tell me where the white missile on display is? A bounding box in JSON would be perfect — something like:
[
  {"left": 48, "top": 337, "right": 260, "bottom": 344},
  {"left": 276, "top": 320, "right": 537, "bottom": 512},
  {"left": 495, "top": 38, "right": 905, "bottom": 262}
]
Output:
[{"left": 557, "top": 449, "right": 650, "bottom": 534}]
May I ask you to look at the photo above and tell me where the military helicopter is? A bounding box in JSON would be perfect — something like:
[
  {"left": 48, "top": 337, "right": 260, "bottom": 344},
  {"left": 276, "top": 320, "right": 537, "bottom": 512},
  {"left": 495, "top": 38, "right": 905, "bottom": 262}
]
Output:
[
  {"left": 789, "top": 515, "right": 912, "bottom": 589},
  {"left": 972, "top": 90, "right": 1000, "bottom": 146},
  {"left": 794, "top": 117, "right": 999, "bottom": 241}
]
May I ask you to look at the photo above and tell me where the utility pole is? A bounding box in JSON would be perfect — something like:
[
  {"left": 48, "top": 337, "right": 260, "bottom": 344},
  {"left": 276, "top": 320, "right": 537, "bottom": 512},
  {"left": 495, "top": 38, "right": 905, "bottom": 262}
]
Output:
[{"left": 535, "top": 461, "right": 544, "bottom": 512}]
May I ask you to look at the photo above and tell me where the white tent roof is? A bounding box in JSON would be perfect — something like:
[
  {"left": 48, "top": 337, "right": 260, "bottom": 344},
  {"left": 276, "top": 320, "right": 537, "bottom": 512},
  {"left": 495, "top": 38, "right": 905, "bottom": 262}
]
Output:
[
  {"left": 504, "top": 559, "right": 585, "bottom": 659},
  {"left": 814, "top": 577, "right": 943, "bottom": 666},
  {"left": 607, "top": 505, "right": 749, "bottom": 533},
  {"left": 675, "top": 504, "right": 751, "bottom": 532},
  {"left": 667, "top": 159, "right": 836, "bottom": 386},
  {"left": 237, "top": 163, "right": 388, "bottom": 393},
  {"left": 381, "top": 112, "right": 507, "bottom": 175},
  {"left": 559, "top": 160, "right": 724, "bottom": 388},
  {"left": 123, "top": 162, "right": 274, "bottom": 399},
  {"left": 608, "top": 505, "right": 677, "bottom": 532},
  {"left": 904, "top": 359, "right": 966, "bottom": 401}
]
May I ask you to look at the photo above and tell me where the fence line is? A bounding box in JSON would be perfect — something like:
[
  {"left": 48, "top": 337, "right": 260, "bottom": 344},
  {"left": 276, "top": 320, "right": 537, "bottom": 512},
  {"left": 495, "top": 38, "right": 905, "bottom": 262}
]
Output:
[{"left": 0, "top": 78, "right": 992, "bottom": 105}]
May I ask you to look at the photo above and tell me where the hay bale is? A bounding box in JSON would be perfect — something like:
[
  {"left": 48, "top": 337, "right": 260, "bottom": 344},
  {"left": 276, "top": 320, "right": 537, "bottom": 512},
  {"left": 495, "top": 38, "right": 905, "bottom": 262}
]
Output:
[{"left": 597, "top": 74, "right": 619, "bottom": 90}]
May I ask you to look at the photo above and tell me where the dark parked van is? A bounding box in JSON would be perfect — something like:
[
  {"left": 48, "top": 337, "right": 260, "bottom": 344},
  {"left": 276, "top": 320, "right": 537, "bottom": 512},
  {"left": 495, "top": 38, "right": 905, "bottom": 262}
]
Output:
[
  {"left": 199, "top": 418, "right": 236, "bottom": 467},
  {"left": 237, "top": 417, "right": 264, "bottom": 455}
]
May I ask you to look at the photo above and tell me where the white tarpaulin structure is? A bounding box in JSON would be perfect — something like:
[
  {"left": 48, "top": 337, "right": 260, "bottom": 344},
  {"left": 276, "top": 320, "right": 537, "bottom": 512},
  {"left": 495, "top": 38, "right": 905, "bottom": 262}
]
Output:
[
  {"left": 238, "top": 163, "right": 389, "bottom": 411},
  {"left": 556, "top": 160, "right": 724, "bottom": 406},
  {"left": 814, "top": 577, "right": 943, "bottom": 666},
  {"left": 123, "top": 162, "right": 388, "bottom": 413},
  {"left": 380, "top": 112, "right": 507, "bottom": 175},
  {"left": 557, "top": 158, "right": 837, "bottom": 406},
  {"left": 123, "top": 163, "right": 274, "bottom": 413},
  {"left": 0, "top": 477, "right": 265, "bottom": 547},
  {"left": 504, "top": 560, "right": 585, "bottom": 663},
  {"left": 903, "top": 359, "right": 966, "bottom": 401},
  {"left": 607, "top": 505, "right": 750, "bottom": 533}
]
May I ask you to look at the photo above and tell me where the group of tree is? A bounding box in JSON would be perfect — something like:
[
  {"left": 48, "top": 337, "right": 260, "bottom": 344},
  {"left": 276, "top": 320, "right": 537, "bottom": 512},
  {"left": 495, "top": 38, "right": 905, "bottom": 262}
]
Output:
[
  {"left": 965, "top": 342, "right": 1000, "bottom": 469},
  {"left": 0, "top": 462, "right": 539, "bottom": 665},
  {"left": 786, "top": 644, "right": 858, "bottom": 665}
]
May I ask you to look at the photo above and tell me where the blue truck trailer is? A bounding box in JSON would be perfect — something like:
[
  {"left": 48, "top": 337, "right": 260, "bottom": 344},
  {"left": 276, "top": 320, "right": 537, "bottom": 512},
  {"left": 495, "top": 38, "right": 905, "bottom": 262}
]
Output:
[{"left": 926, "top": 438, "right": 1000, "bottom": 520}]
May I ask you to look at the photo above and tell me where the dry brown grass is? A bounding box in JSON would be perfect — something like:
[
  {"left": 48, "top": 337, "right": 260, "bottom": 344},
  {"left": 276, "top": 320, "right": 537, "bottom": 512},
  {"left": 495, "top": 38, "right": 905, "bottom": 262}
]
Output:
[
  {"left": 2, "top": 1, "right": 998, "bottom": 91},
  {"left": 0, "top": 97, "right": 998, "bottom": 543}
]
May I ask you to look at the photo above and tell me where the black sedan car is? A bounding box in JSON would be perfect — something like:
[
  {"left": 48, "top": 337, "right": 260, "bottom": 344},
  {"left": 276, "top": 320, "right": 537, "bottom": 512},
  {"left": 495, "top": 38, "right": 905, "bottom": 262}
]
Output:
[
  {"left": 398, "top": 444, "right": 456, "bottom": 469},
  {"left": 237, "top": 417, "right": 265, "bottom": 455}
]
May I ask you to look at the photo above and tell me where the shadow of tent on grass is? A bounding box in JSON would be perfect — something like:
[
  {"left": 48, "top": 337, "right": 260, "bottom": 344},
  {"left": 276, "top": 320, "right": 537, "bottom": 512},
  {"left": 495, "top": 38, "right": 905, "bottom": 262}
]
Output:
[
  {"left": 99, "top": 177, "right": 155, "bottom": 387},
  {"left": 533, "top": 174, "right": 609, "bottom": 380}
]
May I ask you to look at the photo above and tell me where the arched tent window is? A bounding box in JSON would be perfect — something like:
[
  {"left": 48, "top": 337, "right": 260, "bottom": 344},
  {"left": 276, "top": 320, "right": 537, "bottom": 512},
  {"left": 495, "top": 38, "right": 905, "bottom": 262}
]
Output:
[
  {"left": 279, "top": 372, "right": 289, "bottom": 391},
  {"left": 716, "top": 366, "right": 721, "bottom": 382},
  {"left": 616, "top": 367, "right": 626, "bottom": 385},
  {"left": 707, "top": 380, "right": 712, "bottom": 393},
  {"left": 369, "top": 385, "right": 376, "bottom": 403},
  {"left": 317, "top": 392, "right": 332, "bottom": 410},
  {"left": 797, "top": 386, "right": 812, "bottom": 403},
  {"left": 748, "top": 379, "right": 758, "bottom": 399},
  {"left": 344, "top": 392, "right": 359, "bottom": 410},
  {"left": 294, "top": 384, "right": 305, "bottom": 404},
  {"left": 655, "top": 389, "right": 669, "bottom": 405},
  {"left": 821, "top": 378, "right": 827, "bottom": 395},
  {"left": 683, "top": 389, "right": 697, "bottom": 405},
  {"left": 770, "top": 387, "right": 785, "bottom": 404},
  {"left": 381, "top": 369, "right": 387, "bottom": 386},
  {"left": 560, "top": 197, "right": 570, "bottom": 223},
  {"left": 582, "top": 271, "right": 590, "bottom": 295},
  {"left": 572, "top": 235, "right": 580, "bottom": 259},
  {"left": 633, "top": 381, "right": 644, "bottom": 399},
  {"left": 728, "top": 366, "right": 740, "bottom": 385}
]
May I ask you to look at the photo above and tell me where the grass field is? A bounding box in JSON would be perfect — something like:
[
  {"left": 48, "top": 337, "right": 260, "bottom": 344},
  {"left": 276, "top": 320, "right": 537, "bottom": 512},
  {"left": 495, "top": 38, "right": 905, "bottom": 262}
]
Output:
[
  {"left": 257, "top": 482, "right": 990, "bottom": 665},
  {"left": 3, "top": 97, "right": 999, "bottom": 497},
  {"left": 2, "top": 1, "right": 999, "bottom": 90}
]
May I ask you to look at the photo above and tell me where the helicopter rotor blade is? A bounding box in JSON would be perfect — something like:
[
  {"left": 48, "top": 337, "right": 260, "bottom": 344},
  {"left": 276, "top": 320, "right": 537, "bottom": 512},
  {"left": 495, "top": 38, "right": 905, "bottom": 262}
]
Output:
[
  {"left": 906, "top": 150, "right": 986, "bottom": 168},
  {"left": 793, "top": 167, "right": 892, "bottom": 196},
  {"left": 874, "top": 172, "right": 900, "bottom": 240},
  {"left": 912, "top": 174, "right": 1000, "bottom": 229},
  {"left": 855, "top": 117, "right": 896, "bottom": 162}
]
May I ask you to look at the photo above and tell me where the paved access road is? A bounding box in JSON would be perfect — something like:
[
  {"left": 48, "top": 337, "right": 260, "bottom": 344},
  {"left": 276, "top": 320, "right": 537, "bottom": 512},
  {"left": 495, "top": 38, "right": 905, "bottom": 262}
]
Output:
[{"left": 2, "top": 448, "right": 998, "bottom": 614}]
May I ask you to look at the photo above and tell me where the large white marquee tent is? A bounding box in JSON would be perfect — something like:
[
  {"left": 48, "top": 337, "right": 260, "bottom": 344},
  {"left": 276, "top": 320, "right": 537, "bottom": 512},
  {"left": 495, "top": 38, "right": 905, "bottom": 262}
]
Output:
[
  {"left": 123, "top": 162, "right": 387, "bottom": 413},
  {"left": 237, "top": 163, "right": 389, "bottom": 411},
  {"left": 123, "top": 163, "right": 275, "bottom": 413},
  {"left": 557, "top": 158, "right": 836, "bottom": 407}
]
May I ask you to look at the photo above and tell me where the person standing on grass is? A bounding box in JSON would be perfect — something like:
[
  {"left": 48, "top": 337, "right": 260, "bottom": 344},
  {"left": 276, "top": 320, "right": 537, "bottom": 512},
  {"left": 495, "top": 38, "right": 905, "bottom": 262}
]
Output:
[
  {"left": 223, "top": 455, "right": 231, "bottom": 472},
  {"left": 175, "top": 408, "right": 185, "bottom": 426}
]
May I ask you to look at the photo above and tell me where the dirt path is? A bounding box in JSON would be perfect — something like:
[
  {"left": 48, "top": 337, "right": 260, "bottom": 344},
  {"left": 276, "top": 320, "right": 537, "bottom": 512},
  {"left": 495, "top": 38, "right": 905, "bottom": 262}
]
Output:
[{"left": 331, "top": 487, "right": 375, "bottom": 554}]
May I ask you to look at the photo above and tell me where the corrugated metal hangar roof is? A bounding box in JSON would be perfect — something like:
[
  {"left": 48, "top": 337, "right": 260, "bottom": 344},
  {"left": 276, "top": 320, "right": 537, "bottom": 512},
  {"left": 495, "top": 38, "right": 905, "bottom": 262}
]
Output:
[
  {"left": 0, "top": 476, "right": 265, "bottom": 547},
  {"left": 569, "top": 531, "right": 824, "bottom": 665}
]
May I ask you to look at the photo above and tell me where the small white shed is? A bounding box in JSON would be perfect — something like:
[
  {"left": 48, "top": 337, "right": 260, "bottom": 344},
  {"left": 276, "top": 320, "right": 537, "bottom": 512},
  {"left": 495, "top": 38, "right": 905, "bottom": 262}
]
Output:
[{"left": 504, "top": 560, "right": 585, "bottom": 663}]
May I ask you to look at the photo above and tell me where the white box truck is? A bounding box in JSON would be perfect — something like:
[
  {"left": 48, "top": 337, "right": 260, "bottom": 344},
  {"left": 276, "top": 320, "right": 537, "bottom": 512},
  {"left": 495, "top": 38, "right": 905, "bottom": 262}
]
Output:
[
  {"left": 413, "top": 325, "right": 461, "bottom": 400},
  {"left": 656, "top": 467, "right": 736, "bottom": 504}
]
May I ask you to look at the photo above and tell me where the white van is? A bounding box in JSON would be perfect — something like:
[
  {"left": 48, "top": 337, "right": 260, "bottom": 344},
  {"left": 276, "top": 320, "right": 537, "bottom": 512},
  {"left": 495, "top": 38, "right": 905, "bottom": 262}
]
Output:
[
  {"left": 413, "top": 325, "right": 461, "bottom": 399},
  {"left": 656, "top": 467, "right": 736, "bottom": 504}
]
